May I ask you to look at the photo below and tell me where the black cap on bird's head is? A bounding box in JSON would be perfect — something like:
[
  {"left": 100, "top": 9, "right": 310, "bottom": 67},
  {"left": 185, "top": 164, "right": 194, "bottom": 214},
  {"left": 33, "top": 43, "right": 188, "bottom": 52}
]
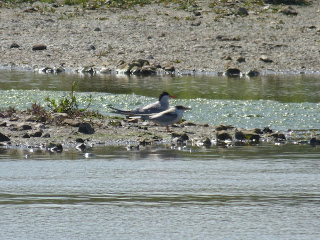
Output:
[{"left": 159, "top": 91, "right": 176, "bottom": 101}]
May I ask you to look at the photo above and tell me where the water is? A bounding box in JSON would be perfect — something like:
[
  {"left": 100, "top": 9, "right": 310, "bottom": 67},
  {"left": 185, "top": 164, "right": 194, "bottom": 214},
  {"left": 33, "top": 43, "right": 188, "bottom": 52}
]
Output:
[{"left": 1, "top": 70, "right": 320, "bottom": 239}]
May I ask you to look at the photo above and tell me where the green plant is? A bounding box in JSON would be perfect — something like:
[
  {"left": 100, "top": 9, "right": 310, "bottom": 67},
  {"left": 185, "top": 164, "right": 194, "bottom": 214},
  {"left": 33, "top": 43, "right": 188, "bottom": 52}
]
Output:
[{"left": 45, "top": 81, "right": 93, "bottom": 116}]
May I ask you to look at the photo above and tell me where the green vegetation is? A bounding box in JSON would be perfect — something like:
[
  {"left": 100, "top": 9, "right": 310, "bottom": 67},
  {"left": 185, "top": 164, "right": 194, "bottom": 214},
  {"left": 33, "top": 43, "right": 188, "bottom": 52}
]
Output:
[{"left": 45, "top": 81, "right": 93, "bottom": 115}]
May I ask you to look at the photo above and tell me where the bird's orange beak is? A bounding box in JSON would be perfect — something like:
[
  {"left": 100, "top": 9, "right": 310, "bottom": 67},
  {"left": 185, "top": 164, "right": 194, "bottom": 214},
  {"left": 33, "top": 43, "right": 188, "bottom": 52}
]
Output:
[{"left": 170, "top": 95, "right": 176, "bottom": 98}]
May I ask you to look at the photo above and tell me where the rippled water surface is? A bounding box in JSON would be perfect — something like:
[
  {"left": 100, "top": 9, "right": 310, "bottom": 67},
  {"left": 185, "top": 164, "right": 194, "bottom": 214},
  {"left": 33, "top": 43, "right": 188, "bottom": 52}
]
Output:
[{"left": 1, "top": 70, "right": 320, "bottom": 239}]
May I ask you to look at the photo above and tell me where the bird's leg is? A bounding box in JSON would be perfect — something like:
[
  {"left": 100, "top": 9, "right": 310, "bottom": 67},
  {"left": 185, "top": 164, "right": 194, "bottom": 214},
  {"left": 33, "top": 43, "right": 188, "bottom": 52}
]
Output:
[{"left": 166, "top": 126, "right": 170, "bottom": 132}]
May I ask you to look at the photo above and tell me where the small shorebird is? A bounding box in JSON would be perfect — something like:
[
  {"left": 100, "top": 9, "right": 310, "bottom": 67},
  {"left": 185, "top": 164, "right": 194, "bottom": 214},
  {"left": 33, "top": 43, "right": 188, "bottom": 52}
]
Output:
[
  {"left": 110, "top": 91, "right": 176, "bottom": 116},
  {"left": 137, "top": 105, "right": 191, "bottom": 131}
]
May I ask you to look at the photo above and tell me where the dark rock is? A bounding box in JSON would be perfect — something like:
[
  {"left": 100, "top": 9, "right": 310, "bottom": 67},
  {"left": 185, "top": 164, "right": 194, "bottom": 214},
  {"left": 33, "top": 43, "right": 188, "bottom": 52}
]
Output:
[
  {"left": 32, "top": 44, "right": 47, "bottom": 51},
  {"left": 271, "top": 133, "right": 286, "bottom": 141},
  {"left": 0, "top": 132, "right": 10, "bottom": 142},
  {"left": 31, "top": 130, "right": 43, "bottom": 137},
  {"left": 310, "top": 137, "right": 320, "bottom": 145},
  {"left": 87, "top": 45, "right": 96, "bottom": 51},
  {"left": 94, "top": 27, "right": 101, "bottom": 31},
  {"left": 263, "top": 127, "right": 273, "bottom": 134},
  {"left": 172, "top": 133, "right": 189, "bottom": 142},
  {"left": 10, "top": 42, "right": 20, "bottom": 49},
  {"left": 140, "top": 65, "right": 157, "bottom": 75},
  {"left": 237, "top": 56, "right": 246, "bottom": 63},
  {"left": 193, "top": 10, "right": 201, "bottom": 16},
  {"left": 246, "top": 69, "right": 260, "bottom": 77},
  {"left": 76, "top": 138, "right": 85, "bottom": 143},
  {"left": 237, "top": 7, "right": 249, "bottom": 16},
  {"left": 216, "top": 131, "right": 233, "bottom": 141},
  {"left": 0, "top": 121, "right": 7, "bottom": 127},
  {"left": 22, "top": 133, "right": 30, "bottom": 138},
  {"left": 78, "top": 123, "right": 95, "bottom": 134},
  {"left": 280, "top": 6, "right": 298, "bottom": 16},
  {"left": 215, "top": 124, "right": 235, "bottom": 131},
  {"left": 202, "top": 137, "right": 212, "bottom": 146},
  {"left": 216, "top": 35, "right": 241, "bottom": 41},
  {"left": 225, "top": 68, "right": 241, "bottom": 77},
  {"left": 235, "top": 131, "right": 246, "bottom": 141},
  {"left": 47, "top": 142, "right": 63, "bottom": 152},
  {"left": 76, "top": 143, "right": 86, "bottom": 151},
  {"left": 242, "top": 130, "right": 260, "bottom": 142},
  {"left": 42, "top": 133, "right": 50, "bottom": 138},
  {"left": 17, "top": 123, "right": 32, "bottom": 130}
]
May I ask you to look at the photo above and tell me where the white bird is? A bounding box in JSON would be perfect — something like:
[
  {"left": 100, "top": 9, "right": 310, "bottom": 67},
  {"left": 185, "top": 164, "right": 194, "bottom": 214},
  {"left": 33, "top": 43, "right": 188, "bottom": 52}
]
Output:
[
  {"left": 110, "top": 91, "right": 176, "bottom": 116},
  {"left": 138, "top": 105, "right": 191, "bottom": 131}
]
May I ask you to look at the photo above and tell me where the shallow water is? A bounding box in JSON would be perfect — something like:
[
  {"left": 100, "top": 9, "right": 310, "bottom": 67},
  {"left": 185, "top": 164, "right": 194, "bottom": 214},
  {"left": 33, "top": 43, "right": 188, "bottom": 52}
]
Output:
[{"left": 1, "top": 70, "right": 320, "bottom": 239}]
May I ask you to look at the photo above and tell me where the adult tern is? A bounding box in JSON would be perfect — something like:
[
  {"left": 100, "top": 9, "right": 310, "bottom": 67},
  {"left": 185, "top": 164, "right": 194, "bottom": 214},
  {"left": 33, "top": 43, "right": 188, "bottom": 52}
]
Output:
[
  {"left": 110, "top": 92, "right": 176, "bottom": 116},
  {"left": 138, "top": 105, "right": 191, "bottom": 131}
]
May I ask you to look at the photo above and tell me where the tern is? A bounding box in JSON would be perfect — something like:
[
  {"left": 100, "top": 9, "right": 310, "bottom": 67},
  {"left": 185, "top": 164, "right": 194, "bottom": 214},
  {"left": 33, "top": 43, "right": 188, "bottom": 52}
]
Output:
[
  {"left": 137, "top": 105, "right": 191, "bottom": 131},
  {"left": 110, "top": 91, "right": 176, "bottom": 116}
]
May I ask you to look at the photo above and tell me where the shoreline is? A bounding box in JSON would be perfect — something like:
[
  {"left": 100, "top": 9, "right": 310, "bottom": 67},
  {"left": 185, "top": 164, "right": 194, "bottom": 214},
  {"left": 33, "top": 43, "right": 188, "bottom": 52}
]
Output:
[{"left": 1, "top": 1, "right": 320, "bottom": 75}]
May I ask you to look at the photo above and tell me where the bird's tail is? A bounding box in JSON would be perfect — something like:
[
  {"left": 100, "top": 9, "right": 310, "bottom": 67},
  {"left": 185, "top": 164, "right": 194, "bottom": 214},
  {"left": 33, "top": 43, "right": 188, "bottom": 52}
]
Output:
[{"left": 109, "top": 106, "right": 134, "bottom": 115}]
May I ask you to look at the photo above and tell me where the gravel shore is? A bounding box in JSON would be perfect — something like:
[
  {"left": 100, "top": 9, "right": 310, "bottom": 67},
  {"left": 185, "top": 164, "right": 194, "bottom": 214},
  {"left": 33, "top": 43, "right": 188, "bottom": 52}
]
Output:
[{"left": 1, "top": 1, "right": 320, "bottom": 74}]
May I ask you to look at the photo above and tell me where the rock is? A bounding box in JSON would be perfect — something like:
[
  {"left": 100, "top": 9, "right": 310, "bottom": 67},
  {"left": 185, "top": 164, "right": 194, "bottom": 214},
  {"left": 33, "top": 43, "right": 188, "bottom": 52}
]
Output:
[
  {"left": 87, "top": 45, "right": 96, "bottom": 51},
  {"left": 48, "top": 143, "right": 63, "bottom": 152},
  {"left": 22, "top": 133, "right": 30, "bottom": 138},
  {"left": 42, "top": 133, "right": 51, "bottom": 138},
  {"left": 140, "top": 65, "right": 157, "bottom": 75},
  {"left": 237, "top": 56, "right": 246, "bottom": 63},
  {"left": 193, "top": 10, "right": 201, "bottom": 16},
  {"left": 191, "top": 20, "right": 201, "bottom": 26},
  {"left": 0, "top": 121, "right": 7, "bottom": 127},
  {"left": 235, "top": 131, "right": 246, "bottom": 141},
  {"left": 225, "top": 68, "right": 241, "bottom": 77},
  {"left": 241, "top": 130, "right": 260, "bottom": 142},
  {"left": 32, "top": 44, "right": 47, "bottom": 51},
  {"left": 94, "top": 27, "right": 101, "bottom": 31},
  {"left": 78, "top": 123, "right": 95, "bottom": 134},
  {"left": 263, "top": 127, "right": 273, "bottom": 134},
  {"left": 0, "top": 132, "right": 10, "bottom": 142},
  {"left": 202, "top": 137, "right": 212, "bottom": 146},
  {"left": 246, "top": 69, "right": 260, "bottom": 77},
  {"left": 310, "top": 137, "right": 320, "bottom": 145},
  {"left": 271, "top": 133, "right": 286, "bottom": 141},
  {"left": 172, "top": 132, "right": 189, "bottom": 142},
  {"left": 216, "top": 131, "right": 233, "bottom": 141},
  {"left": 237, "top": 7, "right": 249, "bottom": 16},
  {"left": 64, "top": 119, "right": 81, "bottom": 127},
  {"left": 215, "top": 124, "right": 235, "bottom": 131},
  {"left": 10, "top": 42, "right": 20, "bottom": 49},
  {"left": 162, "top": 62, "right": 175, "bottom": 73},
  {"left": 76, "top": 143, "right": 86, "bottom": 151},
  {"left": 17, "top": 123, "right": 32, "bottom": 130},
  {"left": 280, "top": 6, "right": 298, "bottom": 16},
  {"left": 31, "top": 130, "right": 43, "bottom": 137},
  {"left": 260, "top": 55, "right": 273, "bottom": 63}
]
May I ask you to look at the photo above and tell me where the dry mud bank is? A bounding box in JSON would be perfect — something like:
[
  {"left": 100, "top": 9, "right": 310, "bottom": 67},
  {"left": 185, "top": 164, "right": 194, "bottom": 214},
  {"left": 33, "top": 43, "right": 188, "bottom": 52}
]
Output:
[{"left": 0, "top": 1, "right": 320, "bottom": 75}]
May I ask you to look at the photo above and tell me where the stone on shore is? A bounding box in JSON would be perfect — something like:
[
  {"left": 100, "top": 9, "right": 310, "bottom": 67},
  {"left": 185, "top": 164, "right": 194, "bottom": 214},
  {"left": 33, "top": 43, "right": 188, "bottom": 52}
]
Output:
[
  {"left": 0, "top": 132, "right": 10, "bottom": 142},
  {"left": 32, "top": 44, "right": 47, "bottom": 51},
  {"left": 78, "top": 123, "right": 95, "bottom": 134}
]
